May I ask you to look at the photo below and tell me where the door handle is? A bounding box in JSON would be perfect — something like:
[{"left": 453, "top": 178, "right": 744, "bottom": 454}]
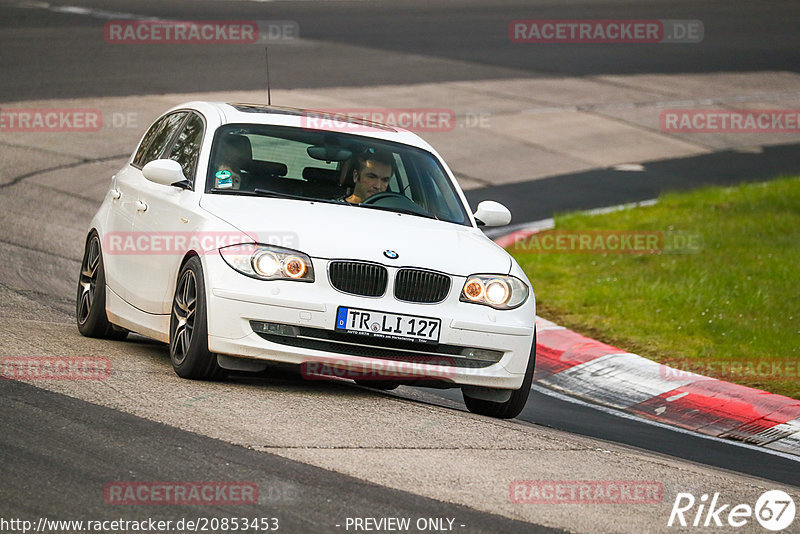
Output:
[{"left": 135, "top": 200, "right": 148, "bottom": 213}]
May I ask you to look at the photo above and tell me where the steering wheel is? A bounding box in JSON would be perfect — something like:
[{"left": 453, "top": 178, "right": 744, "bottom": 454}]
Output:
[
  {"left": 361, "top": 191, "right": 431, "bottom": 217},
  {"left": 361, "top": 191, "right": 409, "bottom": 205}
]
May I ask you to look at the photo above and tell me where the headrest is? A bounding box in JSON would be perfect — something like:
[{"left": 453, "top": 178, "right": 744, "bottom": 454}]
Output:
[
  {"left": 219, "top": 134, "right": 252, "bottom": 162},
  {"left": 250, "top": 161, "right": 288, "bottom": 177},
  {"left": 303, "top": 167, "right": 339, "bottom": 183}
]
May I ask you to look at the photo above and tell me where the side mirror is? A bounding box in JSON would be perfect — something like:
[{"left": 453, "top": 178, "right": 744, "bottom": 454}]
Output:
[
  {"left": 473, "top": 200, "right": 511, "bottom": 227},
  {"left": 142, "top": 159, "right": 188, "bottom": 188}
]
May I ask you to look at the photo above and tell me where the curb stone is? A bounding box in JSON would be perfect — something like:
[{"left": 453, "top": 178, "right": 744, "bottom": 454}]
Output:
[{"left": 495, "top": 225, "right": 800, "bottom": 455}]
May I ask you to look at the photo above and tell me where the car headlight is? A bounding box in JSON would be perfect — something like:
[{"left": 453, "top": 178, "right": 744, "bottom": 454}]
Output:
[
  {"left": 460, "top": 274, "right": 528, "bottom": 309},
  {"left": 220, "top": 244, "right": 314, "bottom": 282}
]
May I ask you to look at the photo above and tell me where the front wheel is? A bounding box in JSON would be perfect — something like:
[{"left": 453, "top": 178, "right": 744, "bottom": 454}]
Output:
[
  {"left": 462, "top": 330, "right": 536, "bottom": 419},
  {"left": 169, "top": 256, "right": 225, "bottom": 380},
  {"left": 76, "top": 232, "right": 128, "bottom": 340}
]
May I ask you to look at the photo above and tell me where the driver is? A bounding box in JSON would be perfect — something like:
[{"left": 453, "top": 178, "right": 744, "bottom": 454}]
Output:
[{"left": 343, "top": 147, "right": 393, "bottom": 204}]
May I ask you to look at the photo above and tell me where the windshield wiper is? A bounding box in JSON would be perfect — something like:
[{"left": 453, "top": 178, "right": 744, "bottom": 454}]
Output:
[
  {"left": 253, "top": 188, "right": 312, "bottom": 201},
  {"left": 254, "top": 188, "right": 346, "bottom": 205},
  {"left": 209, "top": 188, "right": 259, "bottom": 195},
  {"left": 209, "top": 188, "right": 435, "bottom": 217},
  {"left": 356, "top": 203, "right": 438, "bottom": 221},
  {"left": 209, "top": 187, "right": 344, "bottom": 205}
]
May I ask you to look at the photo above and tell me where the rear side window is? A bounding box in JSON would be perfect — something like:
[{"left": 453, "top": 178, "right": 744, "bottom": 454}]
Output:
[
  {"left": 132, "top": 112, "right": 187, "bottom": 168},
  {"left": 167, "top": 113, "right": 205, "bottom": 183}
]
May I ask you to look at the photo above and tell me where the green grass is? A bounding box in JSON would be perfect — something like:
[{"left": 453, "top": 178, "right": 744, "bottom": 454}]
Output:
[{"left": 511, "top": 176, "right": 800, "bottom": 399}]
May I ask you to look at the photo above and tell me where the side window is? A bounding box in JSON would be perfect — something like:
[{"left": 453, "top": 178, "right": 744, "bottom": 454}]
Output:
[
  {"left": 133, "top": 112, "right": 187, "bottom": 168},
  {"left": 133, "top": 117, "right": 167, "bottom": 167},
  {"left": 167, "top": 113, "right": 204, "bottom": 183}
]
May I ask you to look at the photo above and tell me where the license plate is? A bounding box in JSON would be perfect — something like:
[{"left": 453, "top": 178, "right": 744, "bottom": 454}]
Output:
[{"left": 335, "top": 307, "right": 440, "bottom": 344}]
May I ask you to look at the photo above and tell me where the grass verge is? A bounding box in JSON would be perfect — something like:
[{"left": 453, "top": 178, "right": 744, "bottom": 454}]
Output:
[{"left": 511, "top": 176, "right": 800, "bottom": 399}]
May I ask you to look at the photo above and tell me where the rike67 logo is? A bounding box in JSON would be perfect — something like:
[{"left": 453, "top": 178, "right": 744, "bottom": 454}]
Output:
[{"left": 668, "top": 490, "right": 796, "bottom": 531}]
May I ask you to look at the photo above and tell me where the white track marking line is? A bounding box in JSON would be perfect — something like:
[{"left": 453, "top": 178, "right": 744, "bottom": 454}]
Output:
[{"left": 16, "top": 2, "right": 160, "bottom": 20}]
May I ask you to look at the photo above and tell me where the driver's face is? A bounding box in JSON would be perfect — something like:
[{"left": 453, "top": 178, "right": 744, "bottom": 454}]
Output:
[{"left": 353, "top": 159, "right": 392, "bottom": 200}]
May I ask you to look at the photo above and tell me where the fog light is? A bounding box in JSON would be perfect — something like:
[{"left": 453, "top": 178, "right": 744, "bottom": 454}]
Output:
[
  {"left": 460, "top": 347, "right": 504, "bottom": 363},
  {"left": 250, "top": 321, "right": 299, "bottom": 337}
]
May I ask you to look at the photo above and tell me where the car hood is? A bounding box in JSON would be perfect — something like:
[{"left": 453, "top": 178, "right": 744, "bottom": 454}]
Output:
[{"left": 200, "top": 195, "right": 511, "bottom": 276}]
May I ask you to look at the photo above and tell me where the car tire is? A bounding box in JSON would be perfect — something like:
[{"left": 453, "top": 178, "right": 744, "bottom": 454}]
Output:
[
  {"left": 462, "top": 330, "right": 536, "bottom": 419},
  {"left": 76, "top": 232, "right": 129, "bottom": 341},
  {"left": 169, "top": 256, "right": 226, "bottom": 380}
]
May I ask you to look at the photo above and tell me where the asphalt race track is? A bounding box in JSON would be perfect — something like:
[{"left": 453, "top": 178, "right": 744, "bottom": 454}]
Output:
[
  {"left": 2, "top": 0, "right": 800, "bottom": 101},
  {"left": 1, "top": 378, "right": 553, "bottom": 534},
  {"left": 1, "top": 1, "right": 799, "bottom": 532}
]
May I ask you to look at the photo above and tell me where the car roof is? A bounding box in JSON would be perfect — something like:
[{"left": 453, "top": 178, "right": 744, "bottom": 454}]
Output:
[{"left": 166, "top": 101, "right": 436, "bottom": 151}]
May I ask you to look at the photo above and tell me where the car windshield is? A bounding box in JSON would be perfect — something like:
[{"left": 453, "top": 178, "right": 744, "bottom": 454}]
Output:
[{"left": 205, "top": 124, "right": 471, "bottom": 226}]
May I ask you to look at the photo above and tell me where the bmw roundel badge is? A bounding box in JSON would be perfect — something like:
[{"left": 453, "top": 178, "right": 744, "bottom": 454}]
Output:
[{"left": 383, "top": 250, "right": 399, "bottom": 259}]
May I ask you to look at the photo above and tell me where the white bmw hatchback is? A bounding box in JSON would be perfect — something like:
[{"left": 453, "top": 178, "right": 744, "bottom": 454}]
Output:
[{"left": 77, "top": 102, "right": 536, "bottom": 418}]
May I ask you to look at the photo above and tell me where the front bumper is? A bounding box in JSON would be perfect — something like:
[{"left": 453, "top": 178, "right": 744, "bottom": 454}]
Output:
[{"left": 203, "top": 253, "right": 536, "bottom": 389}]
